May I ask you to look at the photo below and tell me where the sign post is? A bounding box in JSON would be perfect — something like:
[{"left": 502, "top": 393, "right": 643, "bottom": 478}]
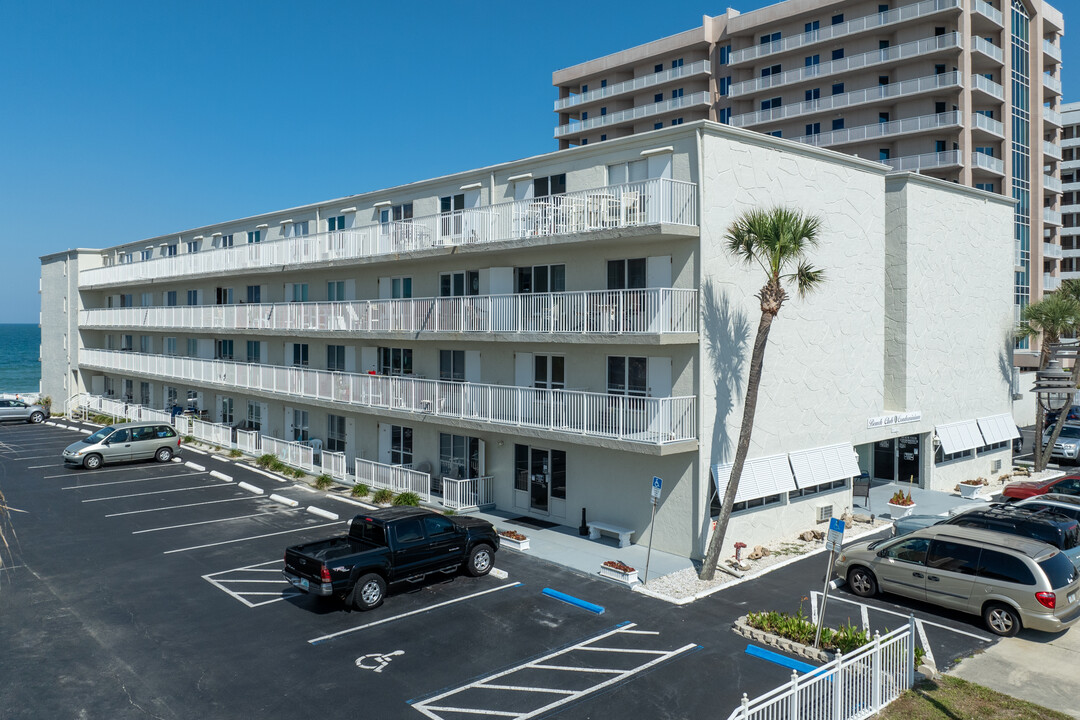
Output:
[
  {"left": 644, "top": 476, "right": 662, "bottom": 584},
  {"left": 813, "top": 517, "right": 845, "bottom": 648}
]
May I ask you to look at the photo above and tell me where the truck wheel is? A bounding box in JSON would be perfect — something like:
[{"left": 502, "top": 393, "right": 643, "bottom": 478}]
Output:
[
  {"left": 465, "top": 544, "right": 494, "bottom": 577},
  {"left": 353, "top": 573, "right": 386, "bottom": 610},
  {"left": 83, "top": 454, "right": 103, "bottom": 470}
]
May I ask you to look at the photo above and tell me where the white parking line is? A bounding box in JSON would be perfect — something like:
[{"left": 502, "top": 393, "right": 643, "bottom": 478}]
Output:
[
  {"left": 915, "top": 619, "right": 937, "bottom": 669},
  {"left": 133, "top": 509, "right": 298, "bottom": 534},
  {"left": 27, "top": 463, "right": 65, "bottom": 469},
  {"left": 309, "top": 582, "right": 523, "bottom": 645},
  {"left": 43, "top": 464, "right": 181, "bottom": 479},
  {"left": 163, "top": 520, "right": 344, "bottom": 554},
  {"left": 82, "top": 484, "right": 236, "bottom": 503},
  {"left": 61, "top": 470, "right": 208, "bottom": 490},
  {"left": 811, "top": 591, "right": 993, "bottom": 642},
  {"left": 105, "top": 496, "right": 256, "bottom": 517},
  {"left": 202, "top": 559, "right": 301, "bottom": 608}
]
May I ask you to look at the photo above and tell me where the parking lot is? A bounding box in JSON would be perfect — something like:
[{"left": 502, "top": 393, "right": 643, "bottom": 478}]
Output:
[{"left": 0, "top": 421, "right": 1014, "bottom": 719}]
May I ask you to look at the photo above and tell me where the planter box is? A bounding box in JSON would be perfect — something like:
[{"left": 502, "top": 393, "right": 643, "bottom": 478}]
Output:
[
  {"left": 499, "top": 535, "right": 530, "bottom": 551},
  {"left": 599, "top": 564, "right": 639, "bottom": 585},
  {"left": 959, "top": 483, "right": 983, "bottom": 499},
  {"left": 732, "top": 615, "right": 832, "bottom": 664},
  {"left": 887, "top": 501, "right": 916, "bottom": 518}
]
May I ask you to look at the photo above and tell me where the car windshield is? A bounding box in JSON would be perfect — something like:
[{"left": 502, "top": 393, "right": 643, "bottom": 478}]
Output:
[
  {"left": 1050, "top": 426, "right": 1080, "bottom": 440},
  {"left": 82, "top": 426, "right": 115, "bottom": 444},
  {"left": 1039, "top": 552, "right": 1078, "bottom": 589}
]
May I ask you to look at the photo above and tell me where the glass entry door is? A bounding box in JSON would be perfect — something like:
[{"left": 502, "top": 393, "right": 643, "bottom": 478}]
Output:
[{"left": 530, "top": 449, "right": 550, "bottom": 513}]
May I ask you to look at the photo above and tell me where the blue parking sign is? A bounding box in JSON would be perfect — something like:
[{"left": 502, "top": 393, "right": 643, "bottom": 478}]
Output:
[{"left": 829, "top": 517, "right": 845, "bottom": 534}]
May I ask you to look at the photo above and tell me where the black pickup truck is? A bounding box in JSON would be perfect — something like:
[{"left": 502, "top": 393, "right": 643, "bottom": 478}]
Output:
[{"left": 283, "top": 507, "right": 500, "bottom": 610}]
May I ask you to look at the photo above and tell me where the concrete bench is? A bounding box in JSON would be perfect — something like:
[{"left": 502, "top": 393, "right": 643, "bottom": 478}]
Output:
[{"left": 588, "top": 521, "right": 634, "bottom": 548}]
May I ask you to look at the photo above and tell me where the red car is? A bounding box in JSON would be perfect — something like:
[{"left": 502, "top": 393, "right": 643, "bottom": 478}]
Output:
[{"left": 1003, "top": 474, "right": 1080, "bottom": 500}]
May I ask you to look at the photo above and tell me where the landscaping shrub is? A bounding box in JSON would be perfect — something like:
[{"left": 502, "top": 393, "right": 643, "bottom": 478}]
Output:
[
  {"left": 372, "top": 488, "right": 394, "bottom": 504},
  {"left": 256, "top": 454, "right": 276, "bottom": 469},
  {"left": 314, "top": 474, "right": 334, "bottom": 490},
  {"left": 351, "top": 483, "right": 370, "bottom": 498},
  {"left": 392, "top": 491, "right": 421, "bottom": 506}
]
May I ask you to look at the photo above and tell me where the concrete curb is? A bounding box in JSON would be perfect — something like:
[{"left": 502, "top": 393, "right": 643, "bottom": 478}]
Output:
[
  {"left": 45, "top": 421, "right": 56, "bottom": 426},
  {"left": 184, "top": 447, "right": 208, "bottom": 456},
  {"left": 184, "top": 462, "right": 206, "bottom": 472},
  {"left": 171, "top": 456, "right": 183, "bottom": 463},
  {"left": 269, "top": 494, "right": 300, "bottom": 508},
  {"left": 247, "top": 467, "right": 287, "bottom": 482},
  {"left": 306, "top": 506, "right": 339, "bottom": 520},
  {"left": 732, "top": 615, "right": 832, "bottom": 664},
  {"left": 291, "top": 484, "right": 317, "bottom": 493},
  {"left": 237, "top": 482, "right": 264, "bottom": 495},
  {"left": 210, "top": 454, "right": 231, "bottom": 462},
  {"left": 209, "top": 470, "right": 233, "bottom": 482},
  {"left": 80, "top": 429, "right": 92, "bottom": 434},
  {"left": 323, "top": 494, "right": 377, "bottom": 510}
]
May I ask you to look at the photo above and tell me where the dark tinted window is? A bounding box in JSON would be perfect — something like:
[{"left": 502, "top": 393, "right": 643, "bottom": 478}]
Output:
[
  {"left": 881, "top": 537, "right": 929, "bottom": 564},
  {"left": 423, "top": 515, "right": 456, "bottom": 537},
  {"left": 131, "top": 426, "right": 155, "bottom": 441},
  {"left": 926, "top": 540, "right": 980, "bottom": 576},
  {"left": 1039, "top": 552, "right": 1078, "bottom": 589},
  {"left": 977, "top": 549, "right": 1036, "bottom": 585},
  {"left": 394, "top": 519, "right": 424, "bottom": 543},
  {"left": 351, "top": 519, "right": 385, "bottom": 547},
  {"left": 109, "top": 429, "right": 131, "bottom": 443},
  {"left": 1054, "top": 477, "right": 1080, "bottom": 495}
]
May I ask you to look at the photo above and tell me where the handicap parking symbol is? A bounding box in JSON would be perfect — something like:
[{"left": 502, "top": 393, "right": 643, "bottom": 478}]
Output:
[{"left": 355, "top": 650, "right": 404, "bottom": 673}]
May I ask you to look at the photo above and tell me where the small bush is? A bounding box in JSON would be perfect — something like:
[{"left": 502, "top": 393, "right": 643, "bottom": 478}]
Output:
[
  {"left": 229, "top": 449, "right": 242, "bottom": 458},
  {"left": 256, "top": 454, "right": 276, "bottom": 469},
  {"left": 314, "top": 474, "right": 334, "bottom": 490},
  {"left": 269, "top": 459, "right": 287, "bottom": 473},
  {"left": 351, "top": 483, "right": 370, "bottom": 498},
  {"left": 392, "top": 491, "right": 421, "bottom": 506},
  {"left": 372, "top": 488, "right": 394, "bottom": 505},
  {"left": 183, "top": 435, "right": 196, "bottom": 444},
  {"left": 443, "top": 509, "right": 456, "bottom": 516}
]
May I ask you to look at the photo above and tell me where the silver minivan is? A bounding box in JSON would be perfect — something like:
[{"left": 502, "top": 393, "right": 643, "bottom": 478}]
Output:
[
  {"left": 835, "top": 525, "right": 1080, "bottom": 636},
  {"left": 63, "top": 423, "right": 181, "bottom": 469}
]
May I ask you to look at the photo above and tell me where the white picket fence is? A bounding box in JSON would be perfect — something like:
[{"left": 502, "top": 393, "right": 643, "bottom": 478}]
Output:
[
  {"left": 261, "top": 436, "right": 315, "bottom": 473},
  {"left": 191, "top": 418, "right": 232, "bottom": 447},
  {"left": 443, "top": 476, "right": 495, "bottom": 511},
  {"left": 321, "top": 450, "right": 347, "bottom": 480},
  {"left": 236, "top": 429, "right": 261, "bottom": 455},
  {"left": 354, "top": 458, "right": 431, "bottom": 502},
  {"left": 726, "top": 619, "right": 916, "bottom": 720}
]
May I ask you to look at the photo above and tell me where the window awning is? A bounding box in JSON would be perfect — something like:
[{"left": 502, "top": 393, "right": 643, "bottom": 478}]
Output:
[
  {"left": 788, "top": 443, "right": 861, "bottom": 489},
  {"left": 713, "top": 453, "right": 796, "bottom": 504},
  {"left": 936, "top": 419, "right": 984, "bottom": 454},
  {"left": 977, "top": 414, "right": 1020, "bottom": 445}
]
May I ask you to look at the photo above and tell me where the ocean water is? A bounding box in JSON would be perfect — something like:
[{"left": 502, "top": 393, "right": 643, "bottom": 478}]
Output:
[{"left": 0, "top": 324, "right": 41, "bottom": 393}]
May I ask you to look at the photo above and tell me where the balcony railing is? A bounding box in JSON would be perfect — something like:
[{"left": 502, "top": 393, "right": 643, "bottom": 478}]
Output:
[
  {"left": 970, "top": 74, "right": 1004, "bottom": 101},
  {"left": 79, "top": 349, "right": 698, "bottom": 446},
  {"left": 79, "top": 178, "right": 698, "bottom": 288},
  {"left": 1044, "top": 107, "right": 1063, "bottom": 127},
  {"left": 883, "top": 150, "right": 962, "bottom": 173},
  {"left": 971, "top": 36, "right": 1004, "bottom": 63},
  {"left": 971, "top": 152, "right": 1004, "bottom": 175},
  {"left": 554, "top": 91, "right": 710, "bottom": 137},
  {"left": 354, "top": 457, "right": 433, "bottom": 502},
  {"left": 971, "top": 0, "right": 1003, "bottom": 26},
  {"left": 1044, "top": 141, "right": 1063, "bottom": 161},
  {"left": 79, "top": 288, "right": 700, "bottom": 336},
  {"left": 554, "top": 60, "right": 710, "bottom": 110},
  {"left": 729, "top": 72, "right": 960, "bottom": 128},
  {"left": 1043, "top": 242, "right": 1064, "bottom": 260},
  {"left": 791, "top": 111, "right": 961, "bottom": 148},
  {"left": 728, "top": 0, "right": 960, "bottom": 64},
  {"left": 971, "top": 112, "right": 1005, "bottom": 138},
  {"left": 1043, "top": 39, "right": 1062, "bottom": 63},
  {"left": 728, "top": 33, "right": 961, "bottom": 97},
  {"left": 1045, "top": 273, "right": 1062, "bottom": 292},
  {"left": 1045, "top": 208, "right": 1063, "bottom": 226},
  {"left": 1044, "top": 74, "right": 1062, "bottom": 96},
  {"left": 1044, "top": 175, "right": 1063, "bottom": 193}
]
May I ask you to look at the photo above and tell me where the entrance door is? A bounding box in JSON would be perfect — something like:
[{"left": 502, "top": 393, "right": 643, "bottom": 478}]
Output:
[
  {"left": 873, "top": 439, "right": 895, "bottom": 481},
  {"left": 897, "top": 435, "right": 920, "bottom": 485},
  {"left": 530, "top": 448, "right": 550, "bottom": 513}
]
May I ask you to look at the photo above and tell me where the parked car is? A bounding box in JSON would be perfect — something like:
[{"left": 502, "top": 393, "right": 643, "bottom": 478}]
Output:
[
  {"left": 0, "top": 398, "right": 48, "bottom": 424},
  {"left": 892, "top": 505, "right": 1080, "bottom": 550},
  {"left": 62, "top": 422, "right": 181, "bottom": 469},
  {"left": 283, "top": 507, "right": 500, "bottom": 610},
  {"left": 1003, "top": 474, "right": 1080, "bottom": 501},
  {"left": 836, "top": 525, "right": 1080, "bottom": 636},
  {"left": 1039, "top": 424, "right": 1080, "bottom": 464},
  {"left": 1045, "top": 405, "right": 1080, "bottom": 427},
  {"left": 1014, "top": 427, "right": 1024, "bottom": 454}
]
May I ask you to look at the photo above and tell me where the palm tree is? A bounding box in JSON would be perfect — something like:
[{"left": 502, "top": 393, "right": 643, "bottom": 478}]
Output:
[
  {"left": 699, "top": 207, "right": 825, "bottom": 581},
  {"left": 1017, "top": 292, "right": 1080, "bottom": 471}
]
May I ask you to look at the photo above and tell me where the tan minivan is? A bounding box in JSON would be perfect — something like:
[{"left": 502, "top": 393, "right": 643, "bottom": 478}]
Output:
[
  {"left": 63, "top": 423, "right": 181, "bottom": 469},
  {"left": 835, "top": 525, "right": 1080, "bottom": 636}
]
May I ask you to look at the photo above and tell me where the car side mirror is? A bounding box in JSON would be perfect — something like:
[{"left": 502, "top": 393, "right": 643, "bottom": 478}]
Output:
[{"left": 876, "top": 550, "right": 888, "bottom": 558}]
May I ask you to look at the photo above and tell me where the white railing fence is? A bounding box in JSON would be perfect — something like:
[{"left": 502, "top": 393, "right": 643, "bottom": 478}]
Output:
[
  {"left": 236, "top": 429, "right": 261, "bottom": 455},
  {"left": 320, "top": 450, "right": 347, "bottom": 480},
  {"left": 443, "top": 476, "right": 495, "bottom": 511},
  {"left": 261, "top": 436, "right": 315, "bottom": 473},
  {"left": 354, "top": 457, "right": 432, "bottom": 502},
  {"left": 726, "top": 619, "right": 916, "bottom": 720},
  {"left": 191, "top": 418, "right": 232, "bottom": 447}
]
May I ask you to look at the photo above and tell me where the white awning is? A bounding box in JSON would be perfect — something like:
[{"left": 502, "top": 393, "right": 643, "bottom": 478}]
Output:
[
  {"left": 789, "top": 443, "right": 861, "bottom": 489},
  {"left": 936, "top": 419, "right": 984, "bottom": 454},
  {"left": 713, "top": 453, "right": 796, "bottom": 504},
  {"left": 977, "top": 414, "right": 1020, "bottom": 445}
]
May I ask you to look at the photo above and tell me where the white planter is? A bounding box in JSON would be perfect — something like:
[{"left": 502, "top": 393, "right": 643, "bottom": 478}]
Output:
[
  {"left": 499, "top": 535, "right": 530, "bottom": 551},
  {"left": 959, "top": 483, "right": 983, "bottom": 499},
  {"left": 599, "top": 564, "right": 639, "bottom": 585},
  {"left": 887, "top": 502, "right": 916, "bottom": 518}
]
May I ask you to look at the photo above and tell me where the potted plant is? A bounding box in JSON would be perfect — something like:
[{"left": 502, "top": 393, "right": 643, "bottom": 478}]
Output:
[
  {"left": 958, "top": 478, "right": 987, "bottom": 499},
  {"left": 599, "top": 559, "right": 638, "bottom": 585},
  {"left": 498, "top": 529, "right": 529, "bottom": 551},
  {"left": 887, "top": 489, "right": 916, "bottom": 517}
]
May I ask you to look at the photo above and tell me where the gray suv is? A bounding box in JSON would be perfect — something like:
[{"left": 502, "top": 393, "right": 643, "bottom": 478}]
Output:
[
  {"left": 0, "top": 399, "right": 47, "bottom": 424},
  {"left": 835, "top": 525, "right": 1080, "bottom": 636},
  {"left": 63, "top": 423, "right": 181, "bottom": 469}
]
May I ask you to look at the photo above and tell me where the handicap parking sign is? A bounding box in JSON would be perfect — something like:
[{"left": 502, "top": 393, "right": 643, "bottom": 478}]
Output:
[{"left": 651, "top": 476, "right": 662, "bottom": 500}]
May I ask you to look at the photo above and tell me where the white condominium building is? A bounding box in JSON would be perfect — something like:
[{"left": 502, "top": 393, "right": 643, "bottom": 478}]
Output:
[
  {"left": 1061, "top": 102, "right": 1080, "bottom": 280},
  {"left": 552, "top": 0, "right": 1064, "bottom": 366},
  {"left": 40, "top": 122, "right": 1017, "bottom": 559}
]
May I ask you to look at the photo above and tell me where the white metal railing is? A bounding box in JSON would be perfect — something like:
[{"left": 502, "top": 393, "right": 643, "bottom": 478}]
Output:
[
  {"left": 1044, "top": 242, "right": 1064, "bottom": 259},
  {"left": 79, "top": 288, "right": 699, "bottom": 336},
  {"left": 726, "top": 620, "right": 915, "bottom": 720},
  {"left": 971, "top": 0, "right": 1003, "bottom": 25},
  {"left": 883, "top": 149, "right": 962, "bottom": 172},
  {"left": 321, "top": 450, "right": 347, "bottom": 480},
  {"left": 554, "top": 60, "right": 710, "bottom": 110},
  {"left": 554, "top": 92, "right": 710, "bottom": 137},
  {"left": 971, "top": 152, "right": 1005, "bottom": 175},
  {"left": 729, "top": 33, "right": 962, "bottom": 97},
  {"left": 971, "top": 112, "right": 1005, "bottom": 137},
  {"left": 970, "top": 74, "right": 1005, "bottom": 100},
  {"left": 729, "top": 0, "right": 960, "bottom": 64},
  {"left": 261, "top": 435, "right": 315, "bottom": 473},
  {"left": 792, "top": 111, "right": 960, "bottom": 148},
  {"left": 354, "top": 457, "right": 431, "bottom": 501},
  {"left": 1044, "top": 107, "right": 1063, "bottom": 127},
  {"left": 1045, "top": 175, "right": 1063, "bottom": 193},
  {"left": 971, "top": 36, "right": 1003, "bottom": 63},
  {"left": 79, "top": 178, "right": 698, "bottom": 288},
  {"left": 730, "top": 72, "right": 960, "bottom": 128},
  {"left": 80, "top": 349, "right": 698, "bottom": 445},
  {"left": 1044, "top": 73, "right": 1062, "bottom": 95},
  {"left": 443, "top": 476, "right": 495, "bottom": 511},
  {"left": 1044, "top": 141, "right": 1063, "bottom": 160},
  {"left": 1045, "top": 273, "right": 1062, "bottom": 292},
  {"left": 236, "top": 428, "right": 261, "bottom": 455},
  {"left": 1045, "top": 209, "right": 1063, "bottom": 226},
  {"left": 1043, "top": 39, "right": 1062, "bottom": 63},
  {"left": 191, "top": 418, "right": 232, "bottom": 447},
  {"left": 79, "top": 394, "right": 176, "bottom": 426}
]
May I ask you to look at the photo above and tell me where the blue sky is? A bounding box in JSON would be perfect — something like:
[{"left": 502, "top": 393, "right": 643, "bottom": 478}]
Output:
[{"left": 1, "top": 0, "right": 1077, "bottom": 324}]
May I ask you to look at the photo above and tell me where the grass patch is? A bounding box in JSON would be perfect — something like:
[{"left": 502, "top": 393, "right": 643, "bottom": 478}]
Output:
[
  {"left": 771, "top": 542, "right": 805, "bottom": 556},
  {"left": 880, "top": 676, "right": 1072, "bottom": 720},
  {"left": 228, "top": 449, "right": 242, "bottom": 458}
]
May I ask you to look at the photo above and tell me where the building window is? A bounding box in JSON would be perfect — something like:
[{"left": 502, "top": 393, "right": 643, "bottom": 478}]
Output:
[
  {"left": 599, "top": 107, "right": 607, "bottom": 116},
  {"left": 186, "top": 290, "right": 198, "bottom": 306},
  {"left": 293, "top": 220, "right": 309, "bottom": 236},
  {"left": 936, "top": 140, "right": 947, "bottom": 152},
  {"left": 140, "top": 335, "right": 151, "bottom": 354},
  {"left": 121, "top": 334, "right": 133, "bottom": 351},
  {"left": 790, "top": 479, "right": 847, "bottom": 499},
  {"left": 221, "top": 397, "right": 234, "bottom": 425},
  {"left": 533, "top": 354, "right": 565, "bottom": 390},
  {"left": 517, "top": 264, "right": 566, "bottom": 293},
  {"left": 975, "top": 146, "right": 995, "bottom": 157},
  {"left": 247, "top": 230, "right": 261, "bottom": 244},
  {"left": 671, "top": 118, "right": 683, "bottom": 126},
  {"left": 654, "top": 63, "right": 662, "bottom": 72},
  {"left": 378, "top": 347, "right": 413, "bottom": 376},
  {"left": 165, "top": 245, "right": 177, "bottom": 257},
  {"left": 327, "top": 281, "right": 345, "bottom": 301},
  {"left": 166, "top": 291, "right": 177, "bottom": 306},
  {"left": 140, "top": 382, "right": 150, "bottom": 406},
  {"left": 608, "top": 258, "right": 646, "bottom": 290},
  {"left": 654, "top": 93, "right": 662, "bottom": 103},
  {"left": 934, "top": 64, "right": 946, "bottom": 75},
  {"left": 388, "top": 277, "right": 412, "bottom": 299},
  {"left": 292, "top": 343, "right": 309, "bottom": 366},
  {"left": 879, "top": 40, "right": 890, "bottom": 50},
  {"left": 761, "top": 64, "right": 781, "bottom": 77},
  {"left": 440, "top": 433, "right": 481, "bottom": 480},
  {"left": 805, "top": 20, "right": 819, "bottom": 33},
  {"left": 671, "top": 88, "right": 683, "bottom": 99},
  {"left": 534, "top": 174, "right": 566, "bottom": 197},
  {"left": 831, "top": 13, "right": 843, "bottom": 24},
  {"left": 831, "top": 48, "right": 845, "bottom": 60},
  {"left": 215, "top": 339, "right": 234, "bottom": 360},
  {"left": 805, "top": 123, "right": 821, "bottom": 136},
  {"left": 246, "top": 285, "right": 261, "bottom": 304},
  {"left": 804, "top": 54, "right": 819, "bottom": 67},
  {"left": 120, "top": 293, "right": 133, "bottom": 307},
  {"left": 166, "top": 386, "right": 178, "bottom": 407},
  {"left": 187, "top": 338, "right": 198, "bottom": 357},
  {"left": 654, "top": 122, "right": 663, "bottom": 130},
  {"left": 582, "top": 139, "right": 589, "bottom": 145},
  {"left": 832, "top": 118, "right": 844, "bottom": 130},
  {"left": 165, "top": 337, "right": 177, "bottom": 356},
  {"left": 719, "top": 45, "right": 731, "bottom": 65},
  {"left": 220, "top": 234, "right": 234, "bottom": 248},
  {"left": 759, "top": 31, "right": 780, "bottom": 45},
  {"left": 390, "top": 425, "right": 413, "bottom": 466},
  {"left": 581, "top": 111, "right": 588, "bottom": 120},
  {"left": 600, "top": 79, "right": 606, "bottom": 87},
  {"left": 581, "top": 83, "right": 589, "bottom": 92},
  {"left": 440, "top": 349, "right": 465, "bottom": 382},
  {"left": 246, "top": 340, "right": 261, "bottom": 363},
  {"left": 879, "top": 75, "right": 889, "bottom": 86},
  {"left": 440, "top": 271, "right": 480, "bottom": 297},
  {"left": 732, "top": 494, "right": 782, "bottom": 514},
  {"left": 761, "top": 97, "right": 782, "bottom": 110},
  {"left": 719, "top": 77, "right": 731, "bottom": 96},
  {"left": 976, "top": 182, "right": 996, "bottom": 193},
  {"left": 599, "top": 134, "right": 606, "bottom": 141},
  {"left": 141, "top": 292, "right": 152, "bottom": 306},
  {"left": 215, "top": 287, "right": 234, "bottom": 305},
  {"left": 327, "top": 345, "right": 345, "bottom": 371},
  {"left": 832, "top": 82, "right": 845, "bottom": 94},
  {"left": 607, "top": 356, "right": 648, "bottom": 396},
  {"left": 328, "top": 215, "right": 347, "bottom": 231},
  {"left": 327, "top": 414, "right": 346, "bottom": 452},
  {"left": 121, "top": 252, "right": 133, "bottom": 264},
  {"left": 879, "top": 112, "right": 890, "bottom": 123},
  {"left": 719, "top": 108, "right": 732, "bottom": 124},
  {"left": 141, "top": 249, "right": 153, "bottom": 261},
  {"left": 671, "top": 58, "right": 683, "bottom": 68},
  {"left": 805, "top": 88, "right": 820, "bottom": 101},
  {"left": 247, "top": 401, "right": 261, "bottom": 431},
  {"left": 770, "top": 130, "right": 783, "bottom": 137},
  {"left": 292, "top": 409, "right": 309, "bottom": 443},
  {"left": 879, "top": 149, "right": 891, "bottom": 161}
]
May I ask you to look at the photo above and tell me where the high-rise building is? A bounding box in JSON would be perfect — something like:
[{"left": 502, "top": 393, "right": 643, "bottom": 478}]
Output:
[
  {"left": 1061, "top": 102, "right": 1080, "bottom": 281},
  {"left": 552, "top": 0, "right": 1064, "bottom": 366}
]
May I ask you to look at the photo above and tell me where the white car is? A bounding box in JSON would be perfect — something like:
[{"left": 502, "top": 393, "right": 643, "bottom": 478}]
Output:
[
  {"left": 0, "top": 399, "right": 47, "bottom": 424},
  {"left": 1043, "top": 425, "right": 1080, "bottom": 464}
]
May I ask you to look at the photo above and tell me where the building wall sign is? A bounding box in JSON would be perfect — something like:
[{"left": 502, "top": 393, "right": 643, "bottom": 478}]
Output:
[{"left": 867, "top": 411, "right": 922, "bottom": 430}]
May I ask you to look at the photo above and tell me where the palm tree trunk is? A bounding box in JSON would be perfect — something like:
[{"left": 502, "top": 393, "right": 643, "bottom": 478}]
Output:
[{"left": 699, "top": 309, "right": 775, "bottom": 581}]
